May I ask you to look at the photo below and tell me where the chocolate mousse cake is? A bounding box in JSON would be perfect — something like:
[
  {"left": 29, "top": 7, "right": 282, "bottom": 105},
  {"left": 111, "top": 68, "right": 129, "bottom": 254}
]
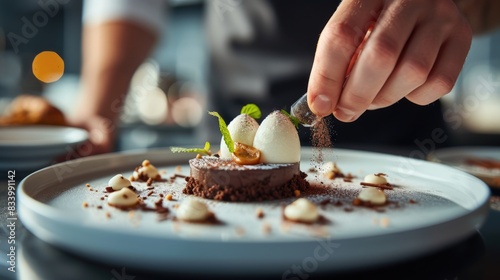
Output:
[
  {"left": 184, "top": 156, "right": 309, "bottom": 202},
  {"left": 177, "top": 108, "right": 310, "bottom": 202}
]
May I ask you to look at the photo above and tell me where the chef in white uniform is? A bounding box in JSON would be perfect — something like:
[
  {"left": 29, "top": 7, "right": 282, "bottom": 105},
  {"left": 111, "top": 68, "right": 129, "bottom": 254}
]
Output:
[{"left": 72, "top": 0, "right": 498, "bottom": 155}]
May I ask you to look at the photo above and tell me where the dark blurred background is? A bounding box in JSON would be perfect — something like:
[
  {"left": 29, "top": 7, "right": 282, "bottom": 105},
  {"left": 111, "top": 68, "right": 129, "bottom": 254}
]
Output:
[{"left": 0, "top": 0, "right": 499, "bottom": 153}]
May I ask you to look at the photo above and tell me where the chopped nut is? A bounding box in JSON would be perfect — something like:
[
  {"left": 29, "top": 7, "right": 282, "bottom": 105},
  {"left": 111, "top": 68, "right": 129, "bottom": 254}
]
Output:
[
  {"left": 175, "top": 166, "right": 182, "bottom": 172},
  {"left": 142, "top": 159, "right": 151, "bottom": 166},
  {"left": 88, "top": 187, "right": 93, "bottom": 191},
  {"left": 85, "top": 183, "right": 90, "bottom": 188},
  {"left": 105, "top": 212, "right": 111, "bottom": 219},
  {"left": 82, "top": 202, "right": 89, "bottom": 208},
  {"left": 294, "top": 190, "right": 301, "bottom": 197},
  {"left": 262, "top": 223, "right": 272, "bottom": 235},
  {"left": 325, "top": 171, "right": 336, "bottom": 180},
  {"left": 128, "top": 211, "right": 136, "bottom": 218},
  {"left": 380, "top": 217, "right": 390, "bottom": 228},
  {"left": 235, "top": 227, "right": 245, "bottom": 236},
  {"left": 196, "top": 154, "right": 202, "bottom": 159},
  {"left": 165, "top": 193, "right": 173, "bottom": 201},
  {"left": 146, "top": 178, "right": 153, "bottom": 186},
  {"left": 129, "top": 176, "right": 135, "bottom": 182},
  {"left": 256, "top": 208, "right": 264, "bottom": 219},
  {"left": 352, "top": 198, "right": 362, "bottom": 206},
  {"left": 232, "top": 142, "right": 261, "bottom": 165}
]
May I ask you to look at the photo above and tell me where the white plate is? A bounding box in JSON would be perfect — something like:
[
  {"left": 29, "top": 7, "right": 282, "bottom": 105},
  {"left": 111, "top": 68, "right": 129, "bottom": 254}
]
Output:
[
  {"left": 18, "top": 148, "right": 490, "bottom": 276},
  {"left": 428, "top": 146, "right": 500, "bottom": 188},
  {"left": 0, "top": 126, "right": 88, "bottom": 171}
]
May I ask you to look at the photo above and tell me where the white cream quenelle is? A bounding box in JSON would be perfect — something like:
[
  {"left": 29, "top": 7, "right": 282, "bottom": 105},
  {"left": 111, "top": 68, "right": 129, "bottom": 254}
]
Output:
[
  {"left": 284, "top": 198, "right": 319, "bottom": 223},
  {"left": 363, "top": 173, "right": 388, "bottom": 185},
  {"left": 358, "top": 187, "right": 387, "bottom": 205},
  {"left": 108, "top": 188, "right": 139, "bottom": 207},
  {"left": 133, "top": 160, "right": 159, "bottom": 180},
  {"left": 108, "top": 174, "right": 132, "bottom": 191},
  {"left": 219, "top": 114, "right": 259, "bottom": 159},
  {"left": 253, "top": 111, "right": 301, "bottom": 163},
  {"left": 176, "top": 198, "right": 211, "bottom": 222}
]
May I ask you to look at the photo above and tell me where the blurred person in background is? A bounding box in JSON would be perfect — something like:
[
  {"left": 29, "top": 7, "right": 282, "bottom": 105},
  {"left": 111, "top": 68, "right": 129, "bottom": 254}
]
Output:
[{"left": 71, "top": 0, "right": 500, "bottom": 156}]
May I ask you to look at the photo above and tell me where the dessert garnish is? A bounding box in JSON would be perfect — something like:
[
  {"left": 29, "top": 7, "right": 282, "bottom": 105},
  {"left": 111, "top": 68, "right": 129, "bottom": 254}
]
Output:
[
  {"left": 108, "top": 188, "right": 140, "bottom": 208},
  {"left": 209, "top": 111, "right": 235, "bottom": 154},
  {"left": 232, "top": 142, "right": 261, "bottom": 165},
  {"left": 240, "top": 103, "right": 262, "bottom": 119},
  {"left": 219, "top": 111, "right": 259, "bottom": 161},
  {"left": 176, "top": 198, "right": 212, "bottom": 222},
  {"left": 284, "top": 198, "right": 319, "bottom": 223},
  {"left": 171, "top": 142, "right": 212, "bottom": 156},
  {"left": 320, "top": 161, "right": 344, "bottom": 179},
  {"left": 280, "top": 109, "right": 302, "bottom": 129},
  {"left": 355, "top": 187, "right": 387, "bottom": 206},
  {"left": 253, "top": 110, "right": 301, "bottom": 163},
  {"left": 360, "top": 173, "right": 393, "bottom": 190},
  {"left": 131, "top": 160, "right": 162, "bottom": 184},
  {"left": 108, "top": 174, "right": 132, "bottom": 191},
  {"left": 180, "top": 104, "right": 309, "bottom": 202}
]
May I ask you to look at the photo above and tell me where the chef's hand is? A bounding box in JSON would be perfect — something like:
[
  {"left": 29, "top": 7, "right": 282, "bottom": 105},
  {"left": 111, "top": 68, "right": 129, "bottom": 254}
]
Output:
[
  {"left": 307, "top": 0, "right": 472, "bottom": 122},
  {"left": 64, "top": 115, "right": 116, "bottom": 159}
]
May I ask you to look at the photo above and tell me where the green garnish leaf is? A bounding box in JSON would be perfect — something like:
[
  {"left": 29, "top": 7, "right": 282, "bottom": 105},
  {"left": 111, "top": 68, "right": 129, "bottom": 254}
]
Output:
[
  {"left": 281, "top": 109, "right": 301, "bottom": 129},
  {"left": 241, "top": 104, "right": 262, "bottom": 120},
  {"left": 208, "top": 111, "right": 234, "bottom": 153},
  {"left": 170, "top": 141, "right": 212, "bottom": 155}
]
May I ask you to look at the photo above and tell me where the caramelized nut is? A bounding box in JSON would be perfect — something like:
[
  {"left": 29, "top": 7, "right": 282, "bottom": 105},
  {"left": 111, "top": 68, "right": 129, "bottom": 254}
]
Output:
[{"left": 232, "top": 142, "right": 261, "bottom": 165}]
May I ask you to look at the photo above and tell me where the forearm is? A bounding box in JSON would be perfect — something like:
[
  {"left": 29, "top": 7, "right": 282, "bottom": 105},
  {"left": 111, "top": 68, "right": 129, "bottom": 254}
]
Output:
[
  {"left": 74, "top": 21, "right": 157, "bottom": 124},
  {"left": 455, "top": 0, "right": 500, "bottom": 34}
]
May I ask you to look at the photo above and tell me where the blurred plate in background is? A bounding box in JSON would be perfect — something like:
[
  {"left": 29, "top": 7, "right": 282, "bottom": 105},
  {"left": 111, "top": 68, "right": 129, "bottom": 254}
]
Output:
[
  {"left": 0, "top": 125, "right": 88, "bottom": 172},
  {"left": 429, "top": 146, "right": 500, "bottom": 189}
]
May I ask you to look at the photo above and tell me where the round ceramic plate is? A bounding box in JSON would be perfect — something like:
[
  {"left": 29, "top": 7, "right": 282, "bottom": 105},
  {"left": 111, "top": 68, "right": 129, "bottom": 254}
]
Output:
[
  {"left": 18, "top": 148, "right": 490, "bottom": 276},
  {"left": 428, "top": 146, "right": 500, "bottom": 189},
  {"left": 0, "top": 126, "right": 88, "bottom": 171}
]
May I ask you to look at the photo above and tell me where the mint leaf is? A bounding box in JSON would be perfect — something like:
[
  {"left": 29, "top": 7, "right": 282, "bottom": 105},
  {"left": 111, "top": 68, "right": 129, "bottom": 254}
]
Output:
[
  {"left": 170, "top": 141, "right": 211, "bottom": 155},
  {"left": 208, "top": 111, "right": 234, "bottom": 153},
  {"left": 241, "top": 104, "right": 262, "bottom": 120},
  {"left": 281, "top": 109, "right": 301, "bottom": 129}
]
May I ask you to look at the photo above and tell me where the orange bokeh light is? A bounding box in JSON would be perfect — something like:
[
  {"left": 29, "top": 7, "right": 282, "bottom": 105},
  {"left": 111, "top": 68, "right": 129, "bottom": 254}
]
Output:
[{"left": 32, "top": 51, "right": 64, "bottom": 83}]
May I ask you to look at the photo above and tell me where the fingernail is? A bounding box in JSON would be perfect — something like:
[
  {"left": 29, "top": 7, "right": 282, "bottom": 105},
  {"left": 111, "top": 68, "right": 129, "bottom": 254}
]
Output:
[
  {"left": 311, "top": 94, "right": 332, "bottom": 116},
  {"left": 367, "top": 104, "right": 381, "bottom": 110},
  {"left": 335, "top": 107, "right": 357, "bottom": 122}
]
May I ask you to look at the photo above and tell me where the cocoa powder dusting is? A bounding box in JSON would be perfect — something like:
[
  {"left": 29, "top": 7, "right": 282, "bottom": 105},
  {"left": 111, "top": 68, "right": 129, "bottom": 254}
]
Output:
[{"left": 311, "top": 117, "right": 333, "bottom": 170}]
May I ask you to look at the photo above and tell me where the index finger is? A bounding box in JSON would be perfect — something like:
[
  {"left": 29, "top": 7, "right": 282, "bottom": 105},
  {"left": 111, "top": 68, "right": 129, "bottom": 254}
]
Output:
[{"left": 307, "top": 0, "right": 381, "bottom": 117}]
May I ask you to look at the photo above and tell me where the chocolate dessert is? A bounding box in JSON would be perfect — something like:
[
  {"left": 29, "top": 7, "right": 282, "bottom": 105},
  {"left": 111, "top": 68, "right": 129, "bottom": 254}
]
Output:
[
  {"left": 173, "top": 107, "right": 310, "bottom": 202},
  {"left": 184, "top": 156, "right": 308, "bottom": 202}
]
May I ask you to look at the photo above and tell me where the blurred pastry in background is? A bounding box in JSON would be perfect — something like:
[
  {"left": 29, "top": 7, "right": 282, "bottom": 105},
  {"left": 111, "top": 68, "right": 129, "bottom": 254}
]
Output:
[{"left": 0, "top": 94, "right": 66, "bottom": 126}]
